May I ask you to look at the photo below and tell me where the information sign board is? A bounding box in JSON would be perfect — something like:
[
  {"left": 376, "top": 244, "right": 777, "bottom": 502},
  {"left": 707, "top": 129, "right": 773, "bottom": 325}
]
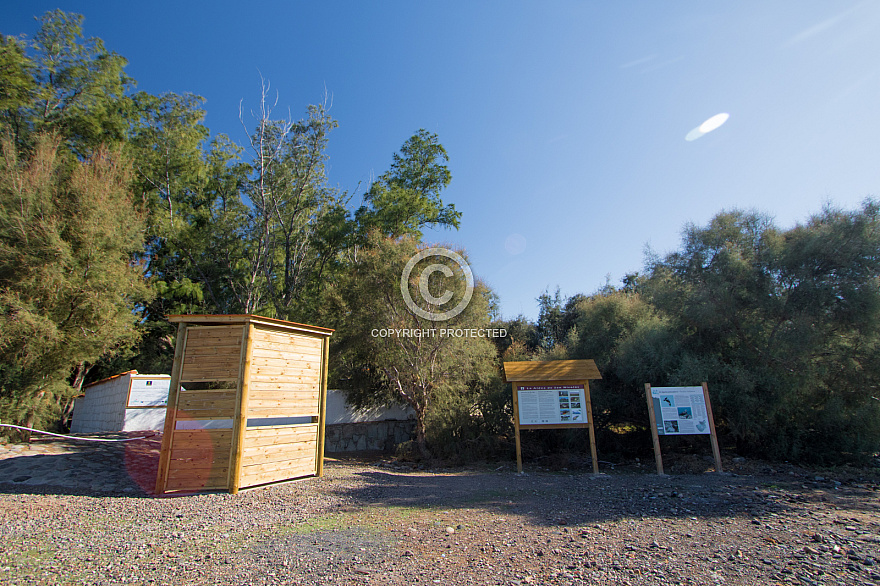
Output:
[
  {"left": 517, "top": 384, "right": 586, "bottom": 425},
  {"left": 649, "top": 386, "right": 710, "bottom": 435},
  {"left": 504, "top": 360, "right": 602, "bottom": 473},
  {"left": 645, "top": 382, "right": 722, "bottom": 474},
  {"left": 128, "top": 380, "right": 170, "bottom": 407}
]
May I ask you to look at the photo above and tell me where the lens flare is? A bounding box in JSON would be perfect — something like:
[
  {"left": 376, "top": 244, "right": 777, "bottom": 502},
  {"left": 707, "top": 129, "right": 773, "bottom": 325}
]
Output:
[
  {"left": 698, "top": 113, "right": 729, "bottom": 133},
  {"left": 685, "top": 112, "right": 730, "bottom": 141}
]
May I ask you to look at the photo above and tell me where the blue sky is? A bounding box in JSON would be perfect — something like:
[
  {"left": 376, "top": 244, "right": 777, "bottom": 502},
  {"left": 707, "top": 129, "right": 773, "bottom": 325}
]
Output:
[{"left": 4, "top": 1, "right": 880, "bottom": 320}]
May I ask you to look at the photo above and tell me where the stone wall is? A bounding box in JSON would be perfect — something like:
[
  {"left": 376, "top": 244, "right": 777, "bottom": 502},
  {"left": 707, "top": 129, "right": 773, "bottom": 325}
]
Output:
[{"left": 324, "top": 419, "right": 415, "bottom": 453}]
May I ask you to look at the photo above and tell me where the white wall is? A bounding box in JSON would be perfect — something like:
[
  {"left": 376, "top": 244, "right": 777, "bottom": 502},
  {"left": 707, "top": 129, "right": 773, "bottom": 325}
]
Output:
[
  {"left": 71, "top": 373, "right": 171, "bottom": 433},
  {"left": 122, "top": 408, "right": 167, "bottom": 431},
  {"left": 325, "top": 389, "right": 413, "bottom": 424},
  {"left": 70, "top": 373, "right": 132, "bottom": 433}
]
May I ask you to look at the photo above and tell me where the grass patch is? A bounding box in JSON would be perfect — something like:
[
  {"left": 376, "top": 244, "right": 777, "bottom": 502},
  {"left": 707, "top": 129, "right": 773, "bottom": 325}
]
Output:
[
  {"left": 277, "top": 502, "right": 451, "bottom": 538},
  {"left": 288, "top": 513, "right": 352, "bottom": 534}
]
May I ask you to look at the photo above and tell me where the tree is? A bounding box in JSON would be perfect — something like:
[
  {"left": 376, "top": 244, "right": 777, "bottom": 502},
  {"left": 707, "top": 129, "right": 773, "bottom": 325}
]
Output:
[
  {"left": 355, "top": 129, "right": 460, "bottom": 239},
  {"left": 201, "top": 82, "right": 352, "bottom": 321},
  {"left": 642, "top": 204, "right": 880, "bottom": 462},
  {"left": 8, "top": 11, "right": 133, "bottom": 155},
  {"left": 0, "top": 135, "right": 150, "bottom": 430},
  {"left": 332, "top": 233, "right": 497, "bottom": 457},
  {"left": 564, "top": 289, "right": 684, "bottom": 433},
  {"left": 0, "top": 34, "right": 35, "bottom": 139}
]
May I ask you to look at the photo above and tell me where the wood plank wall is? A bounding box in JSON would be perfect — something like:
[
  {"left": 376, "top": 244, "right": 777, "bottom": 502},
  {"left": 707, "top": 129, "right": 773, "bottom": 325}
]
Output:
[
  {"left": 239, "top": 328, "right": 323, "bottom": 487},
  {"left": 164, "top": 325, "right": 242, "bottom": 491}
]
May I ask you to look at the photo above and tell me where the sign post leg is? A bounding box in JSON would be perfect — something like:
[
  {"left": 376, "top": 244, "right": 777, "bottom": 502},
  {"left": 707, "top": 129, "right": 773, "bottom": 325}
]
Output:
[
  {"left": 514, "top": 425, "right": 523, "bottom": 473},
  {"left": 702, "top": 382, "right": 723, "bottom": 473},
  {"left": 512, "top": 383, "right": 523, "bottom": 473},
  {"left": 645, "top": 383, "right": 664, "bottom": 475},
  {"left": 584, "top": 380, "right": 599, "bottom": 473}
]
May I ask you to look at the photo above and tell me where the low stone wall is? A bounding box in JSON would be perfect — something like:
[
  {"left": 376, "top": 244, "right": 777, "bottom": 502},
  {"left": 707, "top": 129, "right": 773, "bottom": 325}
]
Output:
[{"left": 324, "top": 419, "right": 415, "bottom": 453}]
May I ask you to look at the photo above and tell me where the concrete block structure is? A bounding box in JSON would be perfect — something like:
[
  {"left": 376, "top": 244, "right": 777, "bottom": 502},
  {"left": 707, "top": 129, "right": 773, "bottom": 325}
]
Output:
[{"left": 70, "top": 371, "right": 171, "bottom": 433}]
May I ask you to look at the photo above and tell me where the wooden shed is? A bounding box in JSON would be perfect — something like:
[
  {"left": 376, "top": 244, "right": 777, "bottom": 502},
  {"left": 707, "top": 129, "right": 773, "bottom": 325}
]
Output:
[{"left": 155, "top": 315, "right": 333, "bottom": 494}]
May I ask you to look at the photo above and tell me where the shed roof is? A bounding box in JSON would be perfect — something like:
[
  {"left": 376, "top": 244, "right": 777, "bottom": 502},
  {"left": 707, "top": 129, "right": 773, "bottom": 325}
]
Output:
[
  {"left": 83, "top": 370, "right": 138, "bottom": 389},
  {"left": 503, "top": 359, "right": 601, "bottom": 383},
  {"left": 167, "top": 314, "right": 334, "bottom": 336}
]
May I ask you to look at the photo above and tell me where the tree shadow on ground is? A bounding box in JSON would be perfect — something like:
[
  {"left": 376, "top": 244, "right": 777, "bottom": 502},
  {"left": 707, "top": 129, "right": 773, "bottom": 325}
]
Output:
[{"left": 319, "top": 461, "right": 804, "bottom": 527}]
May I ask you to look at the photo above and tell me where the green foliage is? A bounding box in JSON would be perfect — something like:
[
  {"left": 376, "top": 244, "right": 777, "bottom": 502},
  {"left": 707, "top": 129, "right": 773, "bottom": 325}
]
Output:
[
  {"left": 332, "top": 233, "right": 498, "bottom": 457},
  {"left": 646, "top": 204, "right": 880, "bottom": 463},
  {"left": 0, "top": 35, "right": 35, "bottom": 136},
  {"left": 0, "top": 135, "right": 150, "bottom": 428},
  {"left": 18, "top": 11, "right": 133, "bottom": 154},
  {"left": 485, "top": 314, "right": 534, "bottom": 359},
  {"left": 532, "top": 203, "right": 880, "bottom": 464},
  {"left": 239, "top": 96, "right": 350, "bottom": 320},
  {"left": 356, "top": 129, "right": 461, "bottom": 239}
]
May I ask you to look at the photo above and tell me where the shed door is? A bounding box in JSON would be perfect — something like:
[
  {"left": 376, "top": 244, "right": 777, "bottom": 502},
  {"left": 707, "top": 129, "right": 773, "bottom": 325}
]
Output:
[
  {"left": 238, "top": 328, "right": 323, "bottom": 487},
  {"left": 164, "top": 325, "right": 242, "bottom": 491}
]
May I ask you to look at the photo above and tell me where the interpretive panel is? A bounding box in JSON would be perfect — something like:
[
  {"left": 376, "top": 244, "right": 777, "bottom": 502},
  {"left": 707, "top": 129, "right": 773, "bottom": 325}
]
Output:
[
  {"left": 650, "top": 386, "right": 710, "bottom": 435},
  {"left": 517, "top": 384, "right": 586, "bottom": 425}
]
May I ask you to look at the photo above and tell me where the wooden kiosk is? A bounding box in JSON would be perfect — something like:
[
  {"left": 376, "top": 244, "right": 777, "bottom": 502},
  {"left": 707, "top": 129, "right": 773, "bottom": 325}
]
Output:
[
  {"left": 503, "top": 360, "right": 602, "bottom": 473},
  {"left": 155, "top": 315, "right": 332, "bottom": 494}
]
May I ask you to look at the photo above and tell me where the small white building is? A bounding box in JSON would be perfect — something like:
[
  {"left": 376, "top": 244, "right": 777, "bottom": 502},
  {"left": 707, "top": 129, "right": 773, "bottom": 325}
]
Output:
[{"left": 70, "top": 371, "right": 171, "bottom": 433}]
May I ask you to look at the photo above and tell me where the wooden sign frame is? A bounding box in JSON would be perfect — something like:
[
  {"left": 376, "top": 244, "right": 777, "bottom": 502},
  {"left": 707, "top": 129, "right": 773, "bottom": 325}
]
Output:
[
  {"left": 644, "top": 382, "right": 722, "bottom": 475},
  {"left": 503, "top": 360, "right": 602, "bottom": 473}
]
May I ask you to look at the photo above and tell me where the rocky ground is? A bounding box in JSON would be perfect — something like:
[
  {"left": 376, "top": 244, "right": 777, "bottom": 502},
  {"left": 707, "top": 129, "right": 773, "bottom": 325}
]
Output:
[{"left": 0, "top": 436, "right": 879, "bottom": 585}]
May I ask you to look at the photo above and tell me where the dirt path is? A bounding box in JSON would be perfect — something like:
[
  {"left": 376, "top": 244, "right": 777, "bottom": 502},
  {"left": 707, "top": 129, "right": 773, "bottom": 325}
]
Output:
[{"left": 0, "top": 437, "right": 879, "bottom": 585}]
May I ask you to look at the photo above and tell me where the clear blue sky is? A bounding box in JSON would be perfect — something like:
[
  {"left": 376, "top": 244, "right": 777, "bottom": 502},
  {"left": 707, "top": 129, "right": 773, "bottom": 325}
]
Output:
[{"left": 4, "top": 1, "right": 880, "bottom": 320}]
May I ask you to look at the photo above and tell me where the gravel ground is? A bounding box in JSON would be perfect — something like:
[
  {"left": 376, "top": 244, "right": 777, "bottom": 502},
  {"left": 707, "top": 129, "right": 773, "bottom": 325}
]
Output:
[{"left": 1, "top": 437, "right": 879, "bottom": 586}]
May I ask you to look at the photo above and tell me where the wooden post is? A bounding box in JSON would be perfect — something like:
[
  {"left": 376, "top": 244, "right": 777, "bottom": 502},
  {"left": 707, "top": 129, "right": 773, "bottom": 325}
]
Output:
[
  {"left": 155, "top": 323, "right": 188, "bottom": 495},
  {"left": 583, "top": 379, "right": 599, "bottom": 474},
  {"left": 512, "top": 383, "right": 523, "bottom": 473},
  {"left": 702, "top": 382, "right": 723, "bottom": 473},
  {"left": 645, "top": 383, "right": 664, "bottom": 475},
  {"left": 228, "top": 323, "right": 255, "bottom": 494},
  {"left": 315, "top": 335, "right": 330, "bottom": 477}
]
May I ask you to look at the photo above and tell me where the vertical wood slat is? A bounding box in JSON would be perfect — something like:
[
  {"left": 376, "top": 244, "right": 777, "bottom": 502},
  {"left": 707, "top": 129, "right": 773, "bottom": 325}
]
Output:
[
  {"left": 155, "top": 323, "right": 188, "bottom": 495},
  {"left": 702, "top": 382, "right": 723, "bottom": 473},
  {"left": 315, "top": 335, "right": 329, "bottom": 477},
  {"left": 645, "top": 383, "right": 665, "bottom": 475},
  {"left": 228, "top": 323, "right": 255, "bottom": 494}
]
